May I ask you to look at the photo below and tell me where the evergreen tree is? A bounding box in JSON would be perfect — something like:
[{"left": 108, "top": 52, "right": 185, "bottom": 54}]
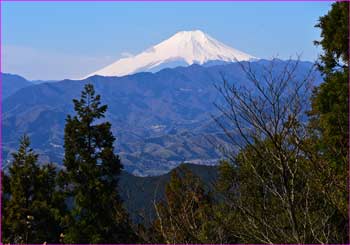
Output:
[
  {"left": 311, "top": 2, "right": 348, "bottom": 169},
  {"left": 63, "top": 84, "right": 135, "bottom": 243},
  {"left": 314, "top": 2, "right": 348, "bottom": 75},
  {"left": 307, "top": 2, "right": 349, "bottom": 242},
  {"left": 311, "top": 1, "right": 348, "bottom": 171},
  {"left": 3, "top": 135, "right": 64, "bottom": 243},
  {"left": 31, "top": 163, "right": 67, "bottom": 243},
  {"left": 3, "top": 135, "right": 40, "bottom": 243},
  {"left": 2, "top": 170, "right": 11, "bottom": 243}
]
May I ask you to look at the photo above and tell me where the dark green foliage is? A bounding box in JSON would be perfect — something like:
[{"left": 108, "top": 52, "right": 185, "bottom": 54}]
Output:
[
  {"left": 307, "top": 2, "right": 349, "bottom": 242},
  {"left": 62, "top": 84, "right": 136, "bottom": 243},
  {"left": 2, "top": 171, "right": 11, "bottom": 243},
  {"left": 2, "top": 136, "right": 65, "bottom": 243},
  {"left": 31, "top": 163, "right": 67, "bottom": 243},
  {"left": 314, "top": 2, "right": 348, "bottom": 75},
  {"left": 312, "top": 2, "right": 348, "bottom": 165}
]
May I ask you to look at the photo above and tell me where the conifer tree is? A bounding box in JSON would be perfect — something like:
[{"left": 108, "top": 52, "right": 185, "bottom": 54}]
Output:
[
  {"left": 3, "top": 135, "right": 64, "bottom": 243},
  {"left": 311, "top": 2, "right": 348, "bottom": 172},
  {"left": 307, "top": 2, "right": 349, "bottom": 242},
  {"left": 3, "top": 135, "right": 40, "bottom": 243},
  {"left": 31, "top": 163, "right": 67, "bottom": 243},
  {"left": 2, "top": 170, "right": 11, "bottom": 242},
  {"left": 63, "top": 84, "right": 135, "bottom": 243}
]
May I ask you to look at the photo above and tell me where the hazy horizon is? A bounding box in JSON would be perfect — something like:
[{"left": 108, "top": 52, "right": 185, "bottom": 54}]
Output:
[{"left": 2, "top": 1, "right": 332, "bottom": 80}]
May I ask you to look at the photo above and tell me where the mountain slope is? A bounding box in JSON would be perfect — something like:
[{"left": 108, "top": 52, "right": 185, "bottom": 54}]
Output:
[
  {"left": 84, "top": 30, "right": 256, "bottom": 78},
  {"left": 119, "top": 163, "right": 218, "bottom": 224},
  {"left": 3, "top": 60, "right": 320, "bottom": 175},
  {"left": 2, "top": 73, "right": 32, "bottom": 99}
]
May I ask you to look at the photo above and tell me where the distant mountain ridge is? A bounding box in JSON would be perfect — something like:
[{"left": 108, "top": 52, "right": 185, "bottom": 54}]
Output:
[
  {"left": 2, "top": 59, "right": 320, "bottom": 176},
  {"left": 2, "top": 73, "right": 33, "bottom": 99},
  {"left": 83, "top": 30, "right": 257, "bottom": 78}
]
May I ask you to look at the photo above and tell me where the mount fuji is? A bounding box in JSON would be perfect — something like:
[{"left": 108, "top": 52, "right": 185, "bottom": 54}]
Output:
[{"left": 83, "top": 30, "right": 257, "bottom": 78}]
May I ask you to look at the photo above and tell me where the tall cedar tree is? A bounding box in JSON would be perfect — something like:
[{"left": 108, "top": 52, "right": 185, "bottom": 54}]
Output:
[
  {"left": 3, "top": 136, "right": 64, "bottom": 243},
  {"left": 63, "top": 84, "right": 135, "bottom": 243},
  {"left": 308, "top": 1, "right": 349, "bottom": 241}
]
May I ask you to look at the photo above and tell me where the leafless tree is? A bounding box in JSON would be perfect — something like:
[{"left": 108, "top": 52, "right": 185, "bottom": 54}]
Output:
[
  {"left": 213, "top": 57, "right": 340, "bottom": 243},
  {"left": 151, "top": 166, "right": 220, "bottom": 244}
]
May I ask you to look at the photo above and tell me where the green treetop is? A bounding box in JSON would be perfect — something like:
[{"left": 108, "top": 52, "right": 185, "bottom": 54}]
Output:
[{"left": 63, "top": 84, "right": 136, "bottom": 243}]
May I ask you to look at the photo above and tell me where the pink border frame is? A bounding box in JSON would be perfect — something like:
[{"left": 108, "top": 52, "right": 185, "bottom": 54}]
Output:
[{"left": 0, "top": 0, "right": 348, "bottom": 245}]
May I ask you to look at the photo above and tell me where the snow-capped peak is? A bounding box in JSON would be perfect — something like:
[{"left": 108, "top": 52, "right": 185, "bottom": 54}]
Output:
[{"left": 83, "top": 30, "right": 257, "bottom": 78}]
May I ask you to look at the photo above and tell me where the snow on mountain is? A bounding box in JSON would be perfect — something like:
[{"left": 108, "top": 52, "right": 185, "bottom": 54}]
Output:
[{"left": 83, "top": 30, "right": 257, "bottom": 78}]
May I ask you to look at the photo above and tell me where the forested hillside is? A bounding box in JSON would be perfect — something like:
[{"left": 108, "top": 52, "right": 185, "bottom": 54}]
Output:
[{"left": 2, "top": 2, "right": 348, "bottom": 244}]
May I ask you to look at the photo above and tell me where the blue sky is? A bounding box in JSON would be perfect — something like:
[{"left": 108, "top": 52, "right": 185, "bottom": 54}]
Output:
[{"left": 2, "top": 1, "right": 332, "bottom": 80}]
